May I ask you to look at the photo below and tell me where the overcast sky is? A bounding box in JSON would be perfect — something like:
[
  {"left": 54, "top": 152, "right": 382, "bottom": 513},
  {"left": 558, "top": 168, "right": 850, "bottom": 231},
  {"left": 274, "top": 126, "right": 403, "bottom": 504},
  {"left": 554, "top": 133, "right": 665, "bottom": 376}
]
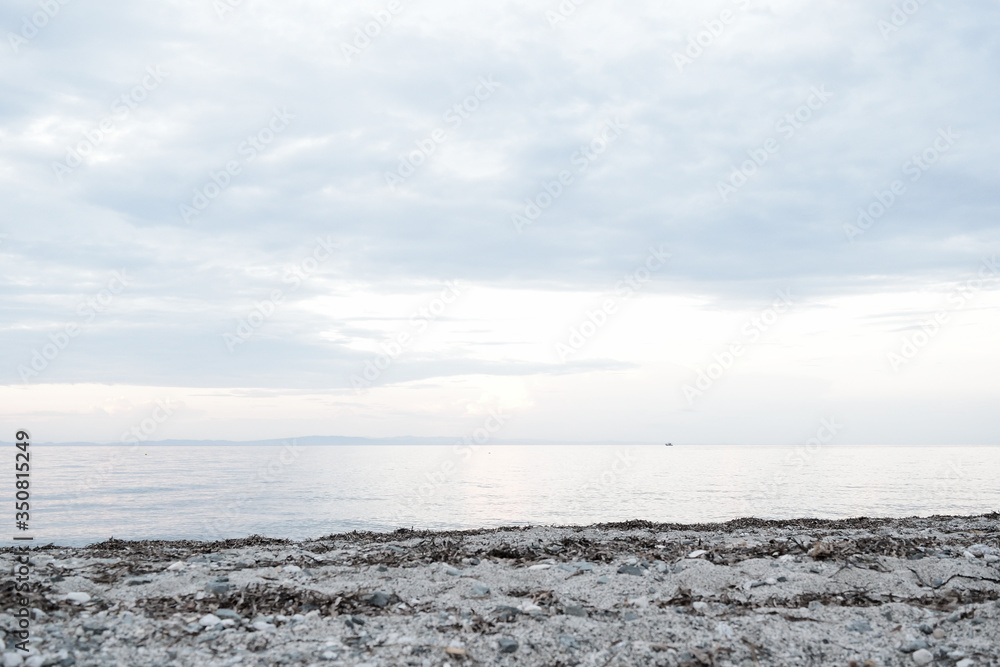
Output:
[{"left": 1, "top": 0, "right": 998, "bottom": 445}]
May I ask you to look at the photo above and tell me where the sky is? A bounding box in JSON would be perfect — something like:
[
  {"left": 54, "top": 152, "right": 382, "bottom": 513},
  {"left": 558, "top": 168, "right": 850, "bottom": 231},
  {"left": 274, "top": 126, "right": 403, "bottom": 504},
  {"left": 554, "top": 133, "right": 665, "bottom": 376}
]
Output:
[{"left": 1, "top": 0, "right": 998, "bottom": 445}]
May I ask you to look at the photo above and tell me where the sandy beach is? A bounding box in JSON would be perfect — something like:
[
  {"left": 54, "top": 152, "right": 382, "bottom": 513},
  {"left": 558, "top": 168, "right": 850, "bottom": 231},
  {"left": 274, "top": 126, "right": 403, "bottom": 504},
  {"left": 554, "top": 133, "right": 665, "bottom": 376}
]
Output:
[{"left": 2, "top": 514, "right": 998, "bottom": 666}]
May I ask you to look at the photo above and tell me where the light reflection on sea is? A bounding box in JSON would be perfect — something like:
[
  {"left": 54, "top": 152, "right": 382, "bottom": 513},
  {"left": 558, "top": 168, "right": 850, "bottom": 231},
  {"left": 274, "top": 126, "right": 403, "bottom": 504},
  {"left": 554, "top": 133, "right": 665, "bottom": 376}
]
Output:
[{"left": 23, "top": 444, "right": 999, "bottom": 546}]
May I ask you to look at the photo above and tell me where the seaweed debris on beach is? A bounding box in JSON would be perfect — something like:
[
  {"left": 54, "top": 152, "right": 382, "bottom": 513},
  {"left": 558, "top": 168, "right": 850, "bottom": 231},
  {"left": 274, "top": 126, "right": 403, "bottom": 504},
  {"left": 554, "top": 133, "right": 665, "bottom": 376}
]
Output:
[{"left": 2, "top": 514, "right": 998, "bottom": 666}]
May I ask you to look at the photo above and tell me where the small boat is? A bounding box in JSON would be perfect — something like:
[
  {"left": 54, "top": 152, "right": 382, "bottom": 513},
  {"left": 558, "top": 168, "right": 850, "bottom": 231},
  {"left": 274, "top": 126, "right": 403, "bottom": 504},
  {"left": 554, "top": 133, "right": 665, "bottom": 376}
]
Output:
[{"left": 664, "top": 442, "right": 673, "bottom": 447}]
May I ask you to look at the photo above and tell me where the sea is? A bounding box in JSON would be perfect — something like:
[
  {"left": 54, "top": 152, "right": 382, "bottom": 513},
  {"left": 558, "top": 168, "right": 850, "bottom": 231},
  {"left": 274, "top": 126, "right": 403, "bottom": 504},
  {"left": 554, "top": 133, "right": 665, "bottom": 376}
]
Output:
[{"left": 20, "top": 444, "right": 1000, "bottom": 547}]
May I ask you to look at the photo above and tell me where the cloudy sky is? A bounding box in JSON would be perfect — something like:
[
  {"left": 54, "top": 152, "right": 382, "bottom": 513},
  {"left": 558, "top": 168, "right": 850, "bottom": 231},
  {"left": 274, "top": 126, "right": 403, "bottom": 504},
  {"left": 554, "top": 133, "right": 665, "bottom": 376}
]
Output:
[{"left": 2, "top": 0, "right": 998, "bottom": 445}]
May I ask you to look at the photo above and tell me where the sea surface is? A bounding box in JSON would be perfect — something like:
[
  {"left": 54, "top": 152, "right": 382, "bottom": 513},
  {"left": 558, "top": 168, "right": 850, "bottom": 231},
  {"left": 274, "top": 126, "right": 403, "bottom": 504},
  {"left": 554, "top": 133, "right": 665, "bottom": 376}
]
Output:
[{"left": 20, "top": 445, "right": 1000, "bottom": 547}]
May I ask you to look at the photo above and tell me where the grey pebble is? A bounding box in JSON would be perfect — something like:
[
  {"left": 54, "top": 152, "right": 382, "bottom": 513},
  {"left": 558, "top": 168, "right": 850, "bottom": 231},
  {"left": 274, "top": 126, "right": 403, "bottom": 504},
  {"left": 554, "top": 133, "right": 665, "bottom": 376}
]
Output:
[
  {"left": 846, "top": 619, "right": 871, "bottom": 633},
  {"left": 617, "top": 565, "right": 644, "bottom": 576},
  {"left": 470, "top": 583, "right": 491, "bottom": 598},
  {"left": 564, "top": 605, "right": 587, "bottom": 618},
  {"left": 899, "top": 639, "right": 929, "bottom": 653},
  {"left": 362, "top": 591, "right": 393, "bottom": 608},
  {"left": 493, "top": 606, "right": 521, "bottom": 622},
  {"left": 498, "top": 637, "right": 518, "bottom": 654}
]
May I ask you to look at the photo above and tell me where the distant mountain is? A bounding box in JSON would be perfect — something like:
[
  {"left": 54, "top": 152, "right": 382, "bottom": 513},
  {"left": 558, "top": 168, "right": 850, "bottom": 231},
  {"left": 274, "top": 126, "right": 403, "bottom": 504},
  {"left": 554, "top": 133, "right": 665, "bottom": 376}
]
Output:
[{"left": 20, "top": 436, "right": 658, "bottom": 447}]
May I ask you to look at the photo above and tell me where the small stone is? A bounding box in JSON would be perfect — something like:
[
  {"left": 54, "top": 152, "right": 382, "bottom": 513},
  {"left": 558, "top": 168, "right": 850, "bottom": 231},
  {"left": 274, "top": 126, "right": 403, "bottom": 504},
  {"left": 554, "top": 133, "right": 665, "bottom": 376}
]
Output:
[
  {"left": 847, "top": 619, "right": 872, "bottom": 633},
  {"left": 617, "top": 565, "right": 644, "bottom": 576},
  {"left": 199, "top": 614, "right": 221, "bottom": 627},
  {"left": 445, "top": 568, "right": 463, "bottom": 576},
  {"left": 900, "top": 639, "right": 930, "bottom": 653},
  {"left": 564, "top": 605, "right": 587, "bottom": 617},
  {"left": 692, "top": 601, "right": 708, "bottom": 613},
  {"left": 912, "top": 649, "right": 934, "bottom": 665},
  {"left": 528, "top": 564, "right": 551, "bottom": 571},
  {"left": 64, "top": 592, "right": 91, "bottom": 604},
  {"left": 205, "top": 581, "right": 230, "bottom": 595},
  {"left": 363, "top": 591, "right": 393, "bottom": 608},
  {"left": 469, "top": 583, "right": 491, "bottom": 598},
  {"left": 559, "top": 634, "right": 581, "bottom": 649},
  {"left": 498, "top": 638, "right": 518, "bottom": 654},
  {"left": 687, "top": 550, "right": 708, "bottom": 558},
  {"left": 82, "top": 621, "right": 106, "bottom": 634},
  {"left": 282, "top": 564, "right": 302, "bottom": 573},
  {"left": 166, "top": 561, "right": 185, "bottom": 571},
  {"left": 557, "top": 564, "right": 576, "bottom": 572},
  {"left": 493, "top": 606, "right": 520, "bottom": 622},
  {"left": 573, "top": 562, "right": 595, "bottom": 571},
  {"left": 955, "top": 659, "right": 975, "bottom": 667},
  {"left": 932, "top": 627, "right": 945, "bottom": 639},
  {"left": 623, "top": 611, "right": 639, "bottom": 621},
  {"left": 23, "top": 658, "right": 42, "bottom": 667},
  {"left": 596, "top": 576, "right": 609, "bottom": 584},
  {"left": 376, "top": 565, "right": 388, "bottom": 572},
  {"left": 919, "top": 623, "right": 934, "bottom": 635},
  {"left": 215, "top": 609, "right": 241, "bottom": 620}
]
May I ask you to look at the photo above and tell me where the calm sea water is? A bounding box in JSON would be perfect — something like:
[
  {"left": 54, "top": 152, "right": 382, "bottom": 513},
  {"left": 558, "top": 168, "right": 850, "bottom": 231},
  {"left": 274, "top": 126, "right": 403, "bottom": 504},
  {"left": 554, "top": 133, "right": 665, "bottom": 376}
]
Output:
[{"left": 19, "top": 445, "right": 1000, "bottom": 547}]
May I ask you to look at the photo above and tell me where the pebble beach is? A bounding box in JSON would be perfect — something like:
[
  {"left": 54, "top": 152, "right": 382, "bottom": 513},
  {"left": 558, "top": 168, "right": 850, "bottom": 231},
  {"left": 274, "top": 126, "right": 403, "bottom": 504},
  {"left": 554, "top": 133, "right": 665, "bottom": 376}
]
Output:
[{"left": 2, "top": 514, "right": 999, "bottom": 667}]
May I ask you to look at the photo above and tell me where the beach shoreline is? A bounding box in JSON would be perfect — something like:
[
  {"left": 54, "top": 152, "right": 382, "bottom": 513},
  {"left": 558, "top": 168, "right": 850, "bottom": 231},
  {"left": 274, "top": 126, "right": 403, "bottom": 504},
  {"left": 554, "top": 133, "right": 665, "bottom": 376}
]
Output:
[{"left": 3, "top": 513, "right": 998, "bottom": 666}]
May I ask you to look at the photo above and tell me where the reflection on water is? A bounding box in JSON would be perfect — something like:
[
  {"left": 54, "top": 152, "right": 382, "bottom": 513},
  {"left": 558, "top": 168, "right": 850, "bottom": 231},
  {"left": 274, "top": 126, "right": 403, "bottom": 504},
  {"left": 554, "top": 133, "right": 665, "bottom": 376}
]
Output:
[{"left": 26, "top": 444, "right": 1000, "bottom": 546}]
